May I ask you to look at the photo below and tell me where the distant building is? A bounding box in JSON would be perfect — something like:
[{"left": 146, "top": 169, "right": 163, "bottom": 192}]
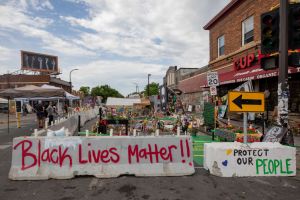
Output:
[
  {"left": 178, "top": 66, "right": 209, "bottom": 113},
  {"left": 161, "top": 66, "right": 199, "bottom": 112},
  {"left": 0, "top": 74, "right": 71, "bottom": 92}
]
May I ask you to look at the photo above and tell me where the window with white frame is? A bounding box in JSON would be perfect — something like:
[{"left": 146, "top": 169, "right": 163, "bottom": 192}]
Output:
[
  {"left": 242, "top": 16, "right": 254, "bottom": 45},
  {"left": 218, "top": 35, "right": 225, "bottom": 57}
]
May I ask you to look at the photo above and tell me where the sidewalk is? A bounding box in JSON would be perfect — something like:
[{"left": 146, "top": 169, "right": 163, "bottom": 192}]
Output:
[{"left": 0, "top": 113, "right": 36, "bottom": 124}]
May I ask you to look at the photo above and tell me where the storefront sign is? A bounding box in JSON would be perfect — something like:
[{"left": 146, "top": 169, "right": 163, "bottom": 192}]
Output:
[
  {"left": 228, "top": 91, "right": 265, "bottom": 112},
  {"left": 233, "top": 53, "right": 255, "bottom": 71}
]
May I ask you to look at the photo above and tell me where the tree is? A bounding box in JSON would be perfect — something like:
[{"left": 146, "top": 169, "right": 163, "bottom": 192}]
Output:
[
  {"left": 79, "top": 86, "right": 90, "bottom": 96},
  {"left": 144, "top": 82, "right": 159, "bottom": 97},
  {"left": 91, "top": 85, "right": 123, "bottom": 102}
]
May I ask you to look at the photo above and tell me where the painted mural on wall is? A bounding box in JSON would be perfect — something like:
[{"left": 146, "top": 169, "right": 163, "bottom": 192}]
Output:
[
  {"left": 9, "top": 136, "right": 194, "bottom": 180},
  {"left": 204, "top": 142, "right": 296, "bottom": 177}
]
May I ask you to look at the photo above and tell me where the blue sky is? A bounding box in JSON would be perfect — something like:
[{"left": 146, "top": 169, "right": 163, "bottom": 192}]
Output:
[{"left": 0, "top": 0, "right": 229, "bottom": 95}]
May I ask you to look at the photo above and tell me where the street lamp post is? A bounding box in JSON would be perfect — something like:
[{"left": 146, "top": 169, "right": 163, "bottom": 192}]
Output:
[
  {"left": 69, "top": 69, "right": 79, "bottom": 93},
  {"left": 133, "top": 82, "right": 139, "bottom": 93},
  {"left": 147, "top": 74, "right": 151, "bottom": 97}
]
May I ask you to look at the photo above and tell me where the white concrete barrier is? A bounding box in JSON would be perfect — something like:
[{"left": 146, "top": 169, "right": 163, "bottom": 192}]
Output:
[
  {"left": 80, "top": 107, "right": 98, "bottom": 127},
  {"left": 32, "top": 107, "right": 99, "bottom": 137},
  {"left": 9, "top": 136, "right": 194, "bottom": 180},
  {"left": 204, "top": 142, "right": 296, "bottom": 177}
]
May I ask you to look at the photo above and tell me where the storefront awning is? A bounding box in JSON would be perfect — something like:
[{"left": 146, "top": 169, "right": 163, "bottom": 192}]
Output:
[
  {"left": 178, "top": 65, "right": 300, "bottom": 93},
  {"left": 201, "top": 65, "right": 300, "bottom": 87}
]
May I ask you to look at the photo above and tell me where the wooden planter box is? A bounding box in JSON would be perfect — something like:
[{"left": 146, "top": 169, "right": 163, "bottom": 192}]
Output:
[{"left": 215, "top": 128, "right": 261, "bottom": 143}]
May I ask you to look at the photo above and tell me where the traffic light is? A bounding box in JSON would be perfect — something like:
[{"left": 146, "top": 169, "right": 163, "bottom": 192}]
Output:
[
  {"left": 261, "top": 8, "right": 280, "bottom": 54},
  {"left": 261, "top": 55, "right": 279, "bottom": 70},
  {"left": 289, "top": 3, "right": 300, "bottom": 50}
]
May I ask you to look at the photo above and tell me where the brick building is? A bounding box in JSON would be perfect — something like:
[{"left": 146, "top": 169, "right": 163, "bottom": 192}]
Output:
[
  {"left": 161, "top": 66, "right": 198, "bottom": 112},
  {"left": 204, "top": 0, "right": 300, "bottom": 118},
  {"left": 178, "top": 0, "right": 300, "bottom": 123},
  {"left": 0, "top": 74, "right": 71, "bottom": 93},
  {"left": 178, "top": 66, "right": 209, "bottom": 113}
]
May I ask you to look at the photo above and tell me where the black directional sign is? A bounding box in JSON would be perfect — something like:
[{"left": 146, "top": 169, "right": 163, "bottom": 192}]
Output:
[{"left": 232, "top": 94, "right": 262, "bottom": 109}]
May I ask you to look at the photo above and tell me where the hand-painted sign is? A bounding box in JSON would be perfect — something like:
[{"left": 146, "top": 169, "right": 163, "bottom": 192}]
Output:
[
  {"left": 204, "top": 142, "right": 296, "bottom": 177},
  {"left": 228, "top": 91, "right": 265, "bottom": 112},
  {"left": 262, "top": 125, "right": 287, "bottom": 142},
  {"left": 9, "top": 136, "right": 194, "bottom": 180}
]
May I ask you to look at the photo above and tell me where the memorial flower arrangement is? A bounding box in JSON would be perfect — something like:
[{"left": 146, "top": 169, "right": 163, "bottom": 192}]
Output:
[{"left": 215, "top": 124, "right": 262, "bottom": 143}]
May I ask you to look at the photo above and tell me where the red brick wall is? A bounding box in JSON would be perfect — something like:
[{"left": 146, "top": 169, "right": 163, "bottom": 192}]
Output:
[
  {"left": 0, "top": 75, "right": 50, "bottom": 89},
  {"left": 209, "top": 0, "right": 279, "bottom": 65}
]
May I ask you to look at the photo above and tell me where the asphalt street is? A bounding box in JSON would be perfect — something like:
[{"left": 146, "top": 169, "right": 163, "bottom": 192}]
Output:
[{"left": 0, "top": 117, "right": 299, "bottom": 200}]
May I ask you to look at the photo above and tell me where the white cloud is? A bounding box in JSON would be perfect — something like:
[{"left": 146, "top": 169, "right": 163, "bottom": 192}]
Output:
[
  {"left": 61, "top": 59, "right": 167, "bottom": 95},
  {"left": 0, "top": 46, "right": 14, "bottom": 61},
  {"left": 62, "top": 0, "right": 230, "bottom": 68},
  {"left": 0, "top": 3, "right": 94, "bottom": 56},
  {"left": 0, "top": 0, "right": 231, "bottom": 95},
  {"left": 7, "top": 0, "right": 54, "bottom": 11}
]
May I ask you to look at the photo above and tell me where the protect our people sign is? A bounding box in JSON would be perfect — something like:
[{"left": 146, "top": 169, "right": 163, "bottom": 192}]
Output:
[
  {"left": 203, "top": 142, "right": 296, "bottom": 177},
  {"left": 9, "top": 136, "right": 195, "bottom": 180}
]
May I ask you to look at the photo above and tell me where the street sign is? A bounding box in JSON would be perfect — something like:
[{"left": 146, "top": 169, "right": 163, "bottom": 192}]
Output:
[
  {"left": 228, "top": 91, "right": 265, "bottom": 112},
  {"left": 207, "top": 72, "right": 219, "bottom": 86},
  {"left": 210, "top": 86, "right": 217, "bottom": 96}
]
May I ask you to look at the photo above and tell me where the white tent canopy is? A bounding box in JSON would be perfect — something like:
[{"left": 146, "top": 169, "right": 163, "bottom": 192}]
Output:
[
  {"left": 0, "top": 97, "right": 8, "bottom": 103},
  {"left": 106, "top": 97, "right": 141, "bottom": 106},
  {"left": 41, "top": 84, "right": 80, "bottom": 100}
]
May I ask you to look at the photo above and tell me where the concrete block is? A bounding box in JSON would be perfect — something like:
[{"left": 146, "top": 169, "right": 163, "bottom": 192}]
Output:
[
  {"left": 9, "top": 136, "right": 195, "bottom": 180},
  {"left": 204, "top": 142, "right": 296, "bottom": 177}
]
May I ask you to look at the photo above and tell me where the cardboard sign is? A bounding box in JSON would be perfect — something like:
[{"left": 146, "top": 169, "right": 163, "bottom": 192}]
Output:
[
  {"left": 228, "top": 91, "right": 265, "bottom": 112},
  {"left": 262, "top": 125, "right": 287, "bottom": 142}
]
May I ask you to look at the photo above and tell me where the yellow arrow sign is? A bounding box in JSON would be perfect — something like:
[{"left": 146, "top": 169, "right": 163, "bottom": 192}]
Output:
[{"left": 228, "top": 91, "right": 265, "bottom": 112}]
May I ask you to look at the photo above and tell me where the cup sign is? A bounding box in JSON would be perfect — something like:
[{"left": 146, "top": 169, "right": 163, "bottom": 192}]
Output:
[{"left": 207, "top": 72, "right": 219, "bottom": 86}]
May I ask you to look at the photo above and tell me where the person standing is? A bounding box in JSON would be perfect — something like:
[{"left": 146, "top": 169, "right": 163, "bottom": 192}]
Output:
[
  {"left": 46, "top": 102, "right": 54, "bottom": 126},
  {"left": 36, "top": 101, "right": 44, "bottom": 128},
  {"left": 64, "top": 103, "right": 68, "bottom": 117},
  {"left": 22, "top": 103, "right": 27, "bottom": 116}
]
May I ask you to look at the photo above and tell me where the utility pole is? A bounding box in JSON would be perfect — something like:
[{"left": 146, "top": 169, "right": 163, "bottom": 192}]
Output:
[
  {"left": 69, "top": 69, "right": 79, "bottom": 94},
  {"left": 147, "top": 74, "right": 151, "bottom": 97},
  {"left": 277, "top": 0, "right": 289, "bottom": 127}
]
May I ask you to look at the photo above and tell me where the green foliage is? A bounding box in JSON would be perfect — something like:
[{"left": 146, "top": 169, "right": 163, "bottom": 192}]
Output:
[
  {"left": 91, "top": 85, "right": 123, "bottom": 102},
  {"left": 144, "top": 82, "right": 159, "bottom": 97},
  {"left": 79, "top": 86, "right": 90, "bottom": 96}
]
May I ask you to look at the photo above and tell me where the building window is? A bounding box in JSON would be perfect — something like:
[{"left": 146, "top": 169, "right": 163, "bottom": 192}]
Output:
[
  {"left": 242, "top": 16, "right": 254, "bottom": 45},
  {"left": 218, "top": 35, "right": 225, "bottom": 57}
]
